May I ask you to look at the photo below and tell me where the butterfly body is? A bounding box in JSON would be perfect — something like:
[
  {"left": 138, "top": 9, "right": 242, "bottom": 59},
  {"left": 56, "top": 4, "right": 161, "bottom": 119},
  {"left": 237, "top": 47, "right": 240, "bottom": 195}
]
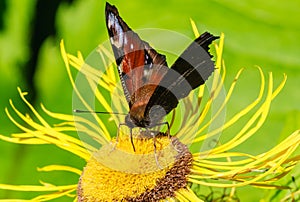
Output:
[
  {"left": 126, "top": 84, "right": 155, "bottom": 127},
  {"left": 105, "top": 2, "right": 219, "bottom": 128}
]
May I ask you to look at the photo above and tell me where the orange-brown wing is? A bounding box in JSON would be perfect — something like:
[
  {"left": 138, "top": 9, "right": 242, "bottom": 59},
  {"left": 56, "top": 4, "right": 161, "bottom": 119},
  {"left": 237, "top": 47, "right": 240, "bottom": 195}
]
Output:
[{"left": 105, "top": 2, "right": 168, "bottom": 108}]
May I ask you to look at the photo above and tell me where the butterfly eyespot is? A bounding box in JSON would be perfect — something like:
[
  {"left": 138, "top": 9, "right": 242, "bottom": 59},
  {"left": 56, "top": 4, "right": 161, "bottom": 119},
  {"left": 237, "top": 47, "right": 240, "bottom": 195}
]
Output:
[
  {"left": 107, "top": 13, "right": 114, "bottom": 29},
  {"left": 107, "top": 19, "right": 125, "bottom": 48}
]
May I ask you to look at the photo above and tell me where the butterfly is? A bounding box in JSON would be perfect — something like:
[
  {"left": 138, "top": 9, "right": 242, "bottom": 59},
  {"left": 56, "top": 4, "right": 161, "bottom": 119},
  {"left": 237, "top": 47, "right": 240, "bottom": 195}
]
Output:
[{"left": 105, "top": 2, "right": 219, "bottom": 129}]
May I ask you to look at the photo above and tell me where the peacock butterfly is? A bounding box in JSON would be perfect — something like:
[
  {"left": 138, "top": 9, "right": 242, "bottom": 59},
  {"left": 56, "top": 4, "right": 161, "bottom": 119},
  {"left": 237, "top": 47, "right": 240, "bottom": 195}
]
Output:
[{"left": 105, "top": 2, "right": 219, "bottom": 129}]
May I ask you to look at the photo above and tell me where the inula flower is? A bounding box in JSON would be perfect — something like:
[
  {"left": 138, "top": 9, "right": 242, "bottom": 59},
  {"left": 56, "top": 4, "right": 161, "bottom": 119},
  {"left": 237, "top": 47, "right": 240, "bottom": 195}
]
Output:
[{"left": 1, "top": 22, "right": 300, "bottom": 201}]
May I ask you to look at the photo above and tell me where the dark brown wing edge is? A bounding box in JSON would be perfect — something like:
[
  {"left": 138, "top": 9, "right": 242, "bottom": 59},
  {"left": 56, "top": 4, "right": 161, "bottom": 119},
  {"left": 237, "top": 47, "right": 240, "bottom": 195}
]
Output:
[
  {"left": 145, "top": 32, "right": 219, "bottom": 119},
  {"left": 105, "top": 2, "right": 131, "bottom": 104}
]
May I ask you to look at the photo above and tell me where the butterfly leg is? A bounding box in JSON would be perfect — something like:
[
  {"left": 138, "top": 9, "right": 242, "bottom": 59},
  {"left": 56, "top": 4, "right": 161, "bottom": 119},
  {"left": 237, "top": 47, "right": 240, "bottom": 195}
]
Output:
[
  {"left": 111, "top": 123, "right": 125, "bottom": 151},
  {"left": 111, "top": 123, "right": 127, "bottom": 150},
  {"left": 150, "top": 128, "right": 163, "bottom": 169},
  {"left": 153, "top": 121, "right": 176, "bottom": 150},
  {"left": 163, "top": 121, "right": 170, "bottom": 139},
  {"left": 129, "top": 127, "right": 136, "bottom": 152},
  {"left": 157, "top": 121, "right": 182, "bottom": 153},
  {"left": 112, "top": 124, "right": 136, "bottom": 152}
]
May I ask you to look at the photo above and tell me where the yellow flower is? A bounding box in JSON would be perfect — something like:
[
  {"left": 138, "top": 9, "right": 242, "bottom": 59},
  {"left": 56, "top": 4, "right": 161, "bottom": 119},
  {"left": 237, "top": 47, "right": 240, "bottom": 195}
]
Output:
[{"left": 1, "top": 21, "right": 300, "bottom": 201}]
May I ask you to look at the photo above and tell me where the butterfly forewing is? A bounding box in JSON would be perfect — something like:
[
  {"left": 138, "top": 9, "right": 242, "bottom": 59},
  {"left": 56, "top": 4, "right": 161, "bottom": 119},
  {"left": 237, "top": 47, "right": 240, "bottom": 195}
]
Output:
[
  {"left": 105, "top": 2, "right": 168, "bottom": 111},
  {"left": 145, "top": 32, "right": 219, "bottom": 121}
]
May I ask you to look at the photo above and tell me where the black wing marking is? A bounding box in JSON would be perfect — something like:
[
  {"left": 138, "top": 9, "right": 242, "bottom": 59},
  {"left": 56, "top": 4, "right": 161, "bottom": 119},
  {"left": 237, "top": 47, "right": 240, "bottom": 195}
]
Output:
[{"left": 145, "top": 32, "right": 219, "bottom": 118}]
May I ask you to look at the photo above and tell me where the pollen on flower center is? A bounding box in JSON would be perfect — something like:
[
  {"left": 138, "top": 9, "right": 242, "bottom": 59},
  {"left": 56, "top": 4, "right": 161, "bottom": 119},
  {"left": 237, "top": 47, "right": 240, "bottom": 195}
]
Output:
[{"left": 77, "top": 132, "right": 193, "bottom": 201}]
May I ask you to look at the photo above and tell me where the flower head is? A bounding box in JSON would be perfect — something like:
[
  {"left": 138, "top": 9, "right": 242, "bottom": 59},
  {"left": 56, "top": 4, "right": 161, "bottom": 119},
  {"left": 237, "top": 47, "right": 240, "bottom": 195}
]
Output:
[{"left": 1, "top": 22, "right": 300, "bottom": 201}]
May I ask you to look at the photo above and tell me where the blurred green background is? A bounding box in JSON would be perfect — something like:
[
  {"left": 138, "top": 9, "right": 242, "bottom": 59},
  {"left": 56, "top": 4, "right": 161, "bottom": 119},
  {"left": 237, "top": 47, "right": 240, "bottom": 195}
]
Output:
[{"left": 0, "top": 0, "right": 299, "bottom": 201}]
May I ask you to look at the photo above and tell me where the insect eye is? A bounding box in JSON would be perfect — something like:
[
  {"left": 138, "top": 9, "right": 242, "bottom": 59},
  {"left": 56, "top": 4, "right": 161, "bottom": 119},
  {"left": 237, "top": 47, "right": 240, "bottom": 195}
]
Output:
[{"left": 149, "top": 105, "right": 166, "bottom": 123}]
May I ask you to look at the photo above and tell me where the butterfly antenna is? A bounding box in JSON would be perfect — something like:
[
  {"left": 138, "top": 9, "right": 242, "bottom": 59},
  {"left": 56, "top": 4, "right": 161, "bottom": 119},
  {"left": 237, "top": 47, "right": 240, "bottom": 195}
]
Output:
[{"left": 73, "top": 109, "right": 127, "bottom": 115}]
